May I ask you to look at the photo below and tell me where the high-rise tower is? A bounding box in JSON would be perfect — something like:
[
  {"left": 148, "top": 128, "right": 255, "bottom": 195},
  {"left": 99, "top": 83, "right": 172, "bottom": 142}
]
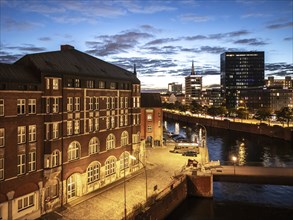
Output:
[
  {"left": 220, "top": 51, "right": 264, "bottom": 108},
  {"left": 185, "top": 61, "right": 202, "bottom": 104}
]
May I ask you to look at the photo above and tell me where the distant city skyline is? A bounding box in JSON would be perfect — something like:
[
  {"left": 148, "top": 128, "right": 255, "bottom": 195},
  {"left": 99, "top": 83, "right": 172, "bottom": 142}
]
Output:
[{"left": 0, "top": 0, "right": 292, "bottom": 90}]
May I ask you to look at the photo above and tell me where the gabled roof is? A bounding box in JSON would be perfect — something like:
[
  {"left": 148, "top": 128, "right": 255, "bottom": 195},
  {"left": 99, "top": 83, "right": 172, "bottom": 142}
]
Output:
[
  {"left": 15, "top": 47, "right": 139, "bottom": 83},
  {"left": 141, "top": 93, "right": 162, "bottom": 108},
  {"left": 0, "top": 63, "right": 40, "bottom": 83}
]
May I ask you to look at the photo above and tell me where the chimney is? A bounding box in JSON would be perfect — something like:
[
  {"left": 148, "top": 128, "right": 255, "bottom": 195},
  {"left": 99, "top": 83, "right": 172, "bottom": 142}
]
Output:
[{"left": 61, "top": 45, "right": 75, "bottom": 51}]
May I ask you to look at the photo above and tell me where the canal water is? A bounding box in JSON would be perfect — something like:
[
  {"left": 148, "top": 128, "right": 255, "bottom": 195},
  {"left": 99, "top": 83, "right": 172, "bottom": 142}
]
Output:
[{"left": 164, "top": 119, "right": 293, "bottom": 220}]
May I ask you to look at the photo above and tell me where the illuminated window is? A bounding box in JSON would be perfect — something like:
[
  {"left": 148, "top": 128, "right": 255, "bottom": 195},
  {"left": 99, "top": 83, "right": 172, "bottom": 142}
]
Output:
[
  {"left": 75, "top": 97, "right": 80, "bottom": 111},
  {"left": 89, "top": 137, "right": 100, "bottom": 155},
  {"left": 17, "top": 99, "right": 26, "bottom": 115},
  {"left": 121, "top": 131, "right": 128, "bottom": 146},
  {"left": 89, "top": 97, "right": 93, "bottom": 110},
  {"left": 67, "top": 121, "right": 73, "bottom": 135},
  {"left": 67, "top": 97, "right": 73, "bottom": 112},
  {"left": 52, "top": 150, "right": 60, "bottom": 167},
  {"left": 106, "top": 134, "right": 115, "bottom": 150},
  {"left": 18, "top": 126, "right": 26, "bottom": 144},
  {"left": 68, "top": 141, "right": 80, "bottom": 161},
  {"left": 87, "top": 162, "right": 100, "bottom": 183},
  {"left": 105, "top": 157, "right": 116, "bottom": 176},
  {"left": 147, "top": 114, "right": 152, "bottom": 121},
  {"left": 52, "top": 79, "right": 59, "bottom": 90},
  {"left": 99, "top": 81, "right": 105, "bottom": 89},
  {"left": 28, "top": 125, "right": 36, "bottom": 142},
  {"left": 120, "top": 152, "right": 129, "bottom": 170},
  {"left": 28, "top": 99, "right": 36, "bottom": 114},
  {"left": 0, "top": 157, "right": 4, "bottom": 180},
  {"left": 52, "top": 123, "right": 59, "bottom": 139},
  {"left": 17, "top": 193, "right": 34, "bottom": 212},
  {"left": 28, "top": 151, "right": 36, "bottom": 172},
  {"left": 52, "top": 98, "right": 59, "bottom": 113},
  {"left": 0, "top": 99, "right": 4, "bottom": 116},
  {"left": 17, "top": 154, "right": 26, "bottom": 175},
  {"left": 0, "top": 128, "right": 4, "bottom": 147}
]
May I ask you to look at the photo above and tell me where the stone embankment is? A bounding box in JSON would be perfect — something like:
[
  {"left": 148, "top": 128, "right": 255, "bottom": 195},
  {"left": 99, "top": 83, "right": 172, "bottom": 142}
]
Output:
[
  {"left": 164, "top": 111, "right": 293, "bottom": 142},
  {"left": 133, "top": 173, "right": 213, "bottom": 220}
]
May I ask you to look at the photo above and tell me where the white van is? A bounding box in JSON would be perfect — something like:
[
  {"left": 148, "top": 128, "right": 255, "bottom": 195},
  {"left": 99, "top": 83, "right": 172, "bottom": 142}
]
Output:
[{"left": 170, "top": 142, "right": 199, "bottom": 154}]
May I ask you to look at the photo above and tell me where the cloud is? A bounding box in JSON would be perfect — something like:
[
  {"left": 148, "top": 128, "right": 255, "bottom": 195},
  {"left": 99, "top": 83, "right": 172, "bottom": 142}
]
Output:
[
  {"left": 2, "top": 17, "right": 38, "bottom": 31},
  {"left": 123, "top": 1, "right": 176, "bottom": 14},
  {"left": 0, "top": 51, "right": 22, "bottom": 63},
  {"left": 3, "top": 44, "right": 46, "bottom": 52},
  {"left": 198, "top": 46, "right": 227, "bottom": 54},
  {"left": 284, "top": 37, "right": 293, "bottom": 41},
  {"left": 184, "top": 30, "right": 250, "bottom": 41},
  {"left": 179, "top": 14, "right": 212, "bottom": 22},
  {"left": 234, "top": 38, "right": 268, "bottom": 46},
  {"left": 86, "top": 30, "right": 153, "bottom": 56},
  {"left": 266, "top": 22, "right": 293, "bottom": 29},
  {"left": 266, "top": 63, "right": 293, "bottom": 72},
  {"left": 39, "top": 37, "right": 52, "bottom": 41},
  {"left": 241, "top": 13, "right": 268, "bottom": 18},
  {"left": 144, "top": 38, "right": 179, "bottom": 46}
]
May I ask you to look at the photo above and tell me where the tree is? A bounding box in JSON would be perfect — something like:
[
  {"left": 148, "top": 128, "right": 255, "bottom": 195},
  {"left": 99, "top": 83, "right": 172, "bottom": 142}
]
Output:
[
  {"left": 254, "top": 108, "right": 271, "bottom": 123},
  {"left": 190, "top": 101, "right": 202, "bottom": 115},
  {"left": 237, "top": 107, "right": 249, "bottom": 121},
  {"left": 276, "top": 107, "right": 293, "bottom": 127},
  {"left": 207, "top": 106, "right": 220, "bottom": 118}
]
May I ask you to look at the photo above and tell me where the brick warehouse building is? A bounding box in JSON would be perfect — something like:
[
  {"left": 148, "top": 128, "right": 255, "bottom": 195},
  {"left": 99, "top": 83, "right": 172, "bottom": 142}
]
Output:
[
  {"left": 0, "top": 45, "right": 144, "bottom": 219},
  {"left": 140, "top": 93, "right": 163, "bottom": 147}
]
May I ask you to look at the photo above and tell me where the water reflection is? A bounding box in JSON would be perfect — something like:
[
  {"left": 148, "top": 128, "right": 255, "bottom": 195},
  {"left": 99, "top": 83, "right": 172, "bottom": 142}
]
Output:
[{"left": 164, "top": 119, "right": 293, "bottom": 167}]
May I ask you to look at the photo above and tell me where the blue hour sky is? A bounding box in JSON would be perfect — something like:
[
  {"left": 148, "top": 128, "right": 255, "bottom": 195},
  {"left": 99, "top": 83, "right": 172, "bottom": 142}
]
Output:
[{"left": 0, "top": 0, "right": 292, "bottom": 90}]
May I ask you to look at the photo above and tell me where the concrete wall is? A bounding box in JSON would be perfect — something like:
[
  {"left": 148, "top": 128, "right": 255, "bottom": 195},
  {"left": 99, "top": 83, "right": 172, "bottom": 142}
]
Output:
[
  {"left": 133, "top": 174, "right": 213, "bottom": 220},
  {"left": 164, "top": 112, "right": 293, "bottom": 142}
]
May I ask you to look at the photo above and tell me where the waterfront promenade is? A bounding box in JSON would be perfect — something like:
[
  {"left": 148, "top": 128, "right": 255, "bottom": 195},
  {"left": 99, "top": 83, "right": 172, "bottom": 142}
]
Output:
[
  {"left": 213, "top": 166, "right": 293, "bottom": 186},
  {"left": 42, "top": 142, "right": 193, "bottom": 220}
]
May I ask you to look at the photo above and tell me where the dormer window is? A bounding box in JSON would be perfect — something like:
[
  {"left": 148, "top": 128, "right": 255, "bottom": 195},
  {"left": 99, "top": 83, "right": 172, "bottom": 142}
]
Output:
[
  {"left": 99, "top": 81, "right": 105, "bottom": 89},
  {"left": 75, "top": 79, "right": 80, "bottom": 88},
  {"left": 52, "top": 79, "right": 59, "bottom": 90},
  {"left": 110, "top": 82, "right": 116, "bottom": 89}
]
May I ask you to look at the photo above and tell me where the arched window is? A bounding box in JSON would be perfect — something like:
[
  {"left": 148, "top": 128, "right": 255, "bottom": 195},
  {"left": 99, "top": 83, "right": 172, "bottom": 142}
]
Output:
[
  {"left": 52, "top": 150, "right": 61, "bottom": 167},
  {"left": 105, "top": 156, "right": 116, "bottom": 176},
  {"left": 67, "top": 174, "right": 77, "bottom": 199},
  {"left": 120, "top": 152, "right": 130, "bottom": 170},
  {"left": 121, "top": 131, "right": 129, "bottom": 146},
  {"left": 106, "top": 134, "right": 115, "bottom": 150},
  {"left": 68, "top": 141, "right": 80, "bottom": 161},
  {"left": 87, "top": 162, "right": 100, "bottom": 183},
  {"left": 89, "top": 137, "right": 100, "bottom": 155}
]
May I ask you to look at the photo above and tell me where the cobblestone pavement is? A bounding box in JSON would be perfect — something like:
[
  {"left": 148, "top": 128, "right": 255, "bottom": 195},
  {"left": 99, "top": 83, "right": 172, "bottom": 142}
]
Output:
[{"left": 54, "top": 142, "right": 201, "bottom": 220}]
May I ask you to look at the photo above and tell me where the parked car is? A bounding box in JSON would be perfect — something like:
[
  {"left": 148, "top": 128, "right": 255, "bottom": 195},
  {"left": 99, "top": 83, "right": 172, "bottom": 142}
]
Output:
[{"left": 182, "top": 151, "right": 197, "bottom": 157}]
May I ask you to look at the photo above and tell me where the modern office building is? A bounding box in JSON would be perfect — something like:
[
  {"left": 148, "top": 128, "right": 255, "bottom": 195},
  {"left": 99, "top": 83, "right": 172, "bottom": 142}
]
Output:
[
  {"left": 140, "top": 93, "right": 163, "bottom": 147},
  {"left": 220, "top": 51, "right": 264, "bottom": 108},
  {"left": 202, "top": 88, "right": 224, "bottom": 107},
  {"left": 239, "top": 88, "right": 293, "bottom": 112},
  {"left": 168, "top": 82, "right": 183, "bottom": 94},
  {"left": 0, "top": 45, "right": 144, "bottom": 219},
  {"left": 265, "top": 76, "right": 293, "bottom": 89},
  {"left": 185, "top": 61, "right": 202, "bottom": 104}
]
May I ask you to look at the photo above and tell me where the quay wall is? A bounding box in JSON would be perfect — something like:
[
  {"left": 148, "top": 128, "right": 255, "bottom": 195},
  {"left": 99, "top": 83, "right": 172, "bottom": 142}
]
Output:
[
  {"left": 164, "top": 111, "right": 293, "bottom": 142},
  {"left": 134, "top": 175, "right": 212, "bottom": 220}
]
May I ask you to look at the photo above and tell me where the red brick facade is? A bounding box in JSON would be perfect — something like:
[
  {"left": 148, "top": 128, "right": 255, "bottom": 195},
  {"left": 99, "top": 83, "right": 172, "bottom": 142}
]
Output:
[{"left": 0, "top": 46, "right": 143, "bottom": 219}]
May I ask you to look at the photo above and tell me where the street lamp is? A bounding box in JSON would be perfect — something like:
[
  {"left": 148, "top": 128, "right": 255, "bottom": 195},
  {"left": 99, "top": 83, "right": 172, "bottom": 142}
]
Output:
[
  {"left": 196, "top": 123, "right": 208, "bottom": 166},
  {"left": 232, "top": 156, "right": 237, "bottom": 175},
  {"left": 130, "top": 155, "right": 148, "bottom": 204}
]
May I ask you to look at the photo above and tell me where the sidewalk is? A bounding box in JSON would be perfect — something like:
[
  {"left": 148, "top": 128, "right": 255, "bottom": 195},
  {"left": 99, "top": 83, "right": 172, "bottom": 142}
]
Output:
[{"left": 41, "top": 144, "right": 192, "bottom": 220}]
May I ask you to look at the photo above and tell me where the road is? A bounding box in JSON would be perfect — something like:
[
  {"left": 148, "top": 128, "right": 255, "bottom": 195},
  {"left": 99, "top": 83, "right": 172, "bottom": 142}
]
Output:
[{"left": 48, "top": 143, "right": 194, "bottom": 220}]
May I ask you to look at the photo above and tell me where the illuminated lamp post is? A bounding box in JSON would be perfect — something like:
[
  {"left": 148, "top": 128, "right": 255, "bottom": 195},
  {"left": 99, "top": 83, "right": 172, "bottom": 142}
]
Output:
[{"left": 232, "top": 156, "right": 237, "bottom": 175}]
